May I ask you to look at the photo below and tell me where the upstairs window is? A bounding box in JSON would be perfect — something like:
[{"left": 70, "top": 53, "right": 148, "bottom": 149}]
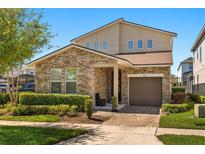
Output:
[
  {"left": 103, "top": 42, "right": 109, "bottom": 49},
  {"left": 128, "top": 40, "right": 134, "bottom": 49},
  {"left": 137, "top": 40, "right": 143, "bottom": 48},
  {"left": 94, "top": 43, "right": 99, "bottom": 50},
  {"left": 200, "top": 47, "right": 202, "bottom": 62},
  {"left": 85, "top": 43, "right": 90, "bottom": 48},
  {"left": 51, "top": 68, "right": 62, "bottom": 93},
  {"left": 197, "top": 49, "right": 198, "bottom": 60},
  {"left": 65, "top": 69, "right": 77, "bottom": 94},
  {"left": 189, "top": 65, "right": 193, "bottom": 70},
  {"left": 147, "top": 40, "right": 153, "bottom": 48}
]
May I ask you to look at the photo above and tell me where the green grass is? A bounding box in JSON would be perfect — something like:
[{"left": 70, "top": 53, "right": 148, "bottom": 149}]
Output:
[
  {"left": 158, "top": 134, "right": 205, "bottom": 145},
  {"left": 0, "top": 115, "right": 60, "bottom": 122},
  {"left": 0, "top": 125, "right": 87, "bottom": 145},
  {"left": 160, "top": 110, "right": 205, "bottom": 129}
]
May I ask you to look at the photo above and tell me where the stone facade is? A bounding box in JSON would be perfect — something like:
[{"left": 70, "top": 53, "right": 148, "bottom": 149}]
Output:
[
  {"left": 35, "top": 47, "right": 171, "bottom": 105},
  {"left": 94, "top": 67, "right": 112, "bottom": 101},
  {"left": 35, "top": 47, "right": 117, "bottom": 99},
  {"left": 120, "top": 66, "right": 171, "bottom": 104}
]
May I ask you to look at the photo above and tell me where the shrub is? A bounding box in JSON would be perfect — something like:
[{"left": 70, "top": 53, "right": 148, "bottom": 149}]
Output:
[
  {"left": 48, "top": 105, "right": 78, "bottom": 116},
  {"left": 189, "top": 94, "right": 202, "bottom": 103},
  {"left": 162, "top": 103, "right": 190, "bottom": 114},
  {"left": 11, "top": 105, "right": 77, "bottom": 116},
  {"left": 200, "top": 96, "right": 205, "bottom": 104},
  {"left": 0, "top": 93, "right": 10, "bottom": 105},
  {"left": 12, "top": 106, "right": 49, "bottom": 116},
  {"left": 172, "top": 87, "right": 185, "bottom": 94},
  {"left": 19, "top": 93, "right": 90, "bottom": 111},
  {"left": 172, "top": 92, "right": 187, "bottom": 104},
  {"left": 85, "top": 99, "right": 93, "bottom": 119},
  {"left": 111, "top": 96, "right": 118, "bottom": 112}
]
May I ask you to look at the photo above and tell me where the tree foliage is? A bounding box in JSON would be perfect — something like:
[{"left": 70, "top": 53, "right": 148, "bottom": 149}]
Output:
[{"left": 0, "top": 9, "right": 54, "bottom": 105}]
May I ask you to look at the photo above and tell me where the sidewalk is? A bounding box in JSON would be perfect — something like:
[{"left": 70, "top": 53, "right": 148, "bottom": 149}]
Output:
[
  {"left": 0, "top": 120, "right": 100, "bottom": 130},
  {"left": 157, "top": 128, "right": 205, "bottom": 136}
]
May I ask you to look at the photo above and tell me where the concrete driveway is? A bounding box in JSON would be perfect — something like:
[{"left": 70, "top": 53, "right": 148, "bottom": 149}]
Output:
[{"left": 59, "top": 106, "right": 162, "bottom": 145}]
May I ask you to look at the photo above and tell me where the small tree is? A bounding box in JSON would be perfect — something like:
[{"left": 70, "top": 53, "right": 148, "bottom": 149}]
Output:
[
  {"left": 0, "top": 9, "right": 54, "bottom": 105},
  {"left": 85, "top": 99, "right": 93, "bottom": 119},
  {"left": 112, "top": 96, "right": 118, "bottom": 112}
]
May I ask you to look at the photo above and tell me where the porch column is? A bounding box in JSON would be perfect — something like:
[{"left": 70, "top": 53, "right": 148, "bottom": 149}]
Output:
[{"left": 113, "top": 66, "right": 119, "bottom": 105}]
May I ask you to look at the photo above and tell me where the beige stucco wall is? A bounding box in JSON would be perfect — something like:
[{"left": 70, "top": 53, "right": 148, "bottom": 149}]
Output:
[
  {"left": 119, "top": 23, "right": 172, "bottom": 53},
  {"left": 73, "top": 22, "right": 173, "bottom": 55},
  {"left": 193, "top": 34, "right": 205, "bottom": 86},
  {"left": 74, "top": 23, "right": 120, "bottom": 55}
]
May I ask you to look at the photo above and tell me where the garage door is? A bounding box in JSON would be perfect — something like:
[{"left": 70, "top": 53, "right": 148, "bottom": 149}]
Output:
[{"left": 129, "top": 77, "right": 162, "bottom": 106}]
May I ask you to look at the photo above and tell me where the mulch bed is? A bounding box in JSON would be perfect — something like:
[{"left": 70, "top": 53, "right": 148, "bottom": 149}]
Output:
[{"left": 60, "top": 113, "right": 112, "bottom": 124}]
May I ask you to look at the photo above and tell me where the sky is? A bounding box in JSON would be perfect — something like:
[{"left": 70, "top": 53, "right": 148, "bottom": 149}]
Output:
[{"left": 33, "top": 8, "right": 205, "bottom": 76}]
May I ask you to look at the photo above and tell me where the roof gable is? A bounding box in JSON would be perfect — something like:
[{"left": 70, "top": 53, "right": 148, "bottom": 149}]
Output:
[
  {"left": 71, "top": 18, "right": 177, "bottom": 42},
  {"left": 191, "top": 25, "right": 205, "bottom": 52},
  {"left": 27, "top": 44, "right": 131, "bottom": 67}
]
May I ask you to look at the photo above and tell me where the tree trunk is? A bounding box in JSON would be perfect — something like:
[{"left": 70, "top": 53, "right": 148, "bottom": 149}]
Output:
[{"left": 6, "top": 68, "right": 18, "bottom": 106}]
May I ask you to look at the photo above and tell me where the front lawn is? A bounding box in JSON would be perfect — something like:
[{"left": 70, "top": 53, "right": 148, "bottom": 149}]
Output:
[
  {"left": 0, "top": 115, "right": 60, "bottom": 122},
  {"left": 0, "top": 125, "right": 87, "bottom": 145},
  {"left": 160, "top": 110, "right": 205, "bottom": 129},
  {"left": 158, "top": 134, "right": 205, "bottom": 145}
]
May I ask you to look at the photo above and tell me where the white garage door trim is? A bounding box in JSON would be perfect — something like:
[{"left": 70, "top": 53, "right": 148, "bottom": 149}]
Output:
[
  {"left": 128, "top": 73, "right": 164, "bottom": 78},
  {"left": 127, "top": 73, "right": 163, "bottom": 106}
]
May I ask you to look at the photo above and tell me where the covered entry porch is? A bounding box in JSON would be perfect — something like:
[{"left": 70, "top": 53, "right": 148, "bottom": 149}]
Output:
[{"left": 93, "top": 64, "right": 123, "bottom": 110}]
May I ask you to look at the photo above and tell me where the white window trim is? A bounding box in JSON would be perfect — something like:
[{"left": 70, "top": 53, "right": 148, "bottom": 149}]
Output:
[
  {"left": 103, "top": 41, "right": 109, "bottom": 49},
  {"left": 50, "top": 68, "right": 62, "bottom": 93},
  {"left": 128, "top": 40, "right": 134, "bottom": 50},
  {"left": 85, "top": 42, "right": 90, "bottom": 48},
  {"left": 65, "top": 68, "right": 77, "bottom": 93},
  {"left": 200, "top": 47, "right": 202, "bottom": 62},
  {"left": 137, "top": 39, "right": 143, "bottom": 49},
  {"left": 94, "top": 42, "right": 99, "bottom": 50},
  {"left": 196, "top": 49, "right": 199, "bottom": 60},
  {"left": 147, "top": 39, "right": 154, "bottom": 49}
]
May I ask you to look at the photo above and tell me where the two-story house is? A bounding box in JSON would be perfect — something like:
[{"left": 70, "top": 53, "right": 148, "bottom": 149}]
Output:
[
  {"left": 191, "top": 25, "right": 205, "bottom": 95},
  {"left": 27, "top": 18, "right": 177, "bottom": 106},
  {"left": 177, "top": 57, "right": 193, "bottom": 93}
]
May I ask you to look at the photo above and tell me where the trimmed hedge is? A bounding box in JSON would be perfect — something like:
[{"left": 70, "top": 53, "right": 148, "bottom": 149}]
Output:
[
  {"left": 162, "top": 104, "right": 188, "bottom": 113},
  {"left": 12, "top": 105, "right": 78, "bottom": 116},
  {"left": 162, "top": 101, "right": 194, "bottom": 114},
  {"left": 172, "top": 87, "right": 185, "bottom": 94},
  {"left": 0, "top": 93, "right": 9, "bottom": 105},
  {"left": 189, "top": 94, "right": 205, "bottom": 104},
  {"left": 19, "top": 93, "right": 90, "bottom": 111}
]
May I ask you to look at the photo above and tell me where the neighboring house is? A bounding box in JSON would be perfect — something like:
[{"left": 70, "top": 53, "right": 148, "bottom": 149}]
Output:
[
  {"left": 171, "top": 74, "right": 180, "bottom": 87},
  {"left": 27, "top": 18, "right": 177, "bottom": 106},
  {"left": 0, "top": 65, "right": 35, "bottom": 85},
  {"left": 177, "top": 57, "right": 193, "bottom": 93},
  {"left": 191, "top": 25, "right": 205, "bottom": 95},
  {"left": 20, "top": 65, "right": 36, "bottom": 76}
]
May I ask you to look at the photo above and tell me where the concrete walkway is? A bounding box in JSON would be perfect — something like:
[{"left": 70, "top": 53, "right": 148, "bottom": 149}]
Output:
[
  {"left": 0, "top": 120, "right": 99, "bottom": 130},
  {"left": 0, "top": 120, "right": 162, "bottom": 145},
  {"left": 1, "top": 119, "right": 205, "bottom": 145},
  {"left": 58, "top": 125, "right": 162, "bottom": 145},
  {"left": 157, "top": 128, "right": 205, "bottom": 136}
]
